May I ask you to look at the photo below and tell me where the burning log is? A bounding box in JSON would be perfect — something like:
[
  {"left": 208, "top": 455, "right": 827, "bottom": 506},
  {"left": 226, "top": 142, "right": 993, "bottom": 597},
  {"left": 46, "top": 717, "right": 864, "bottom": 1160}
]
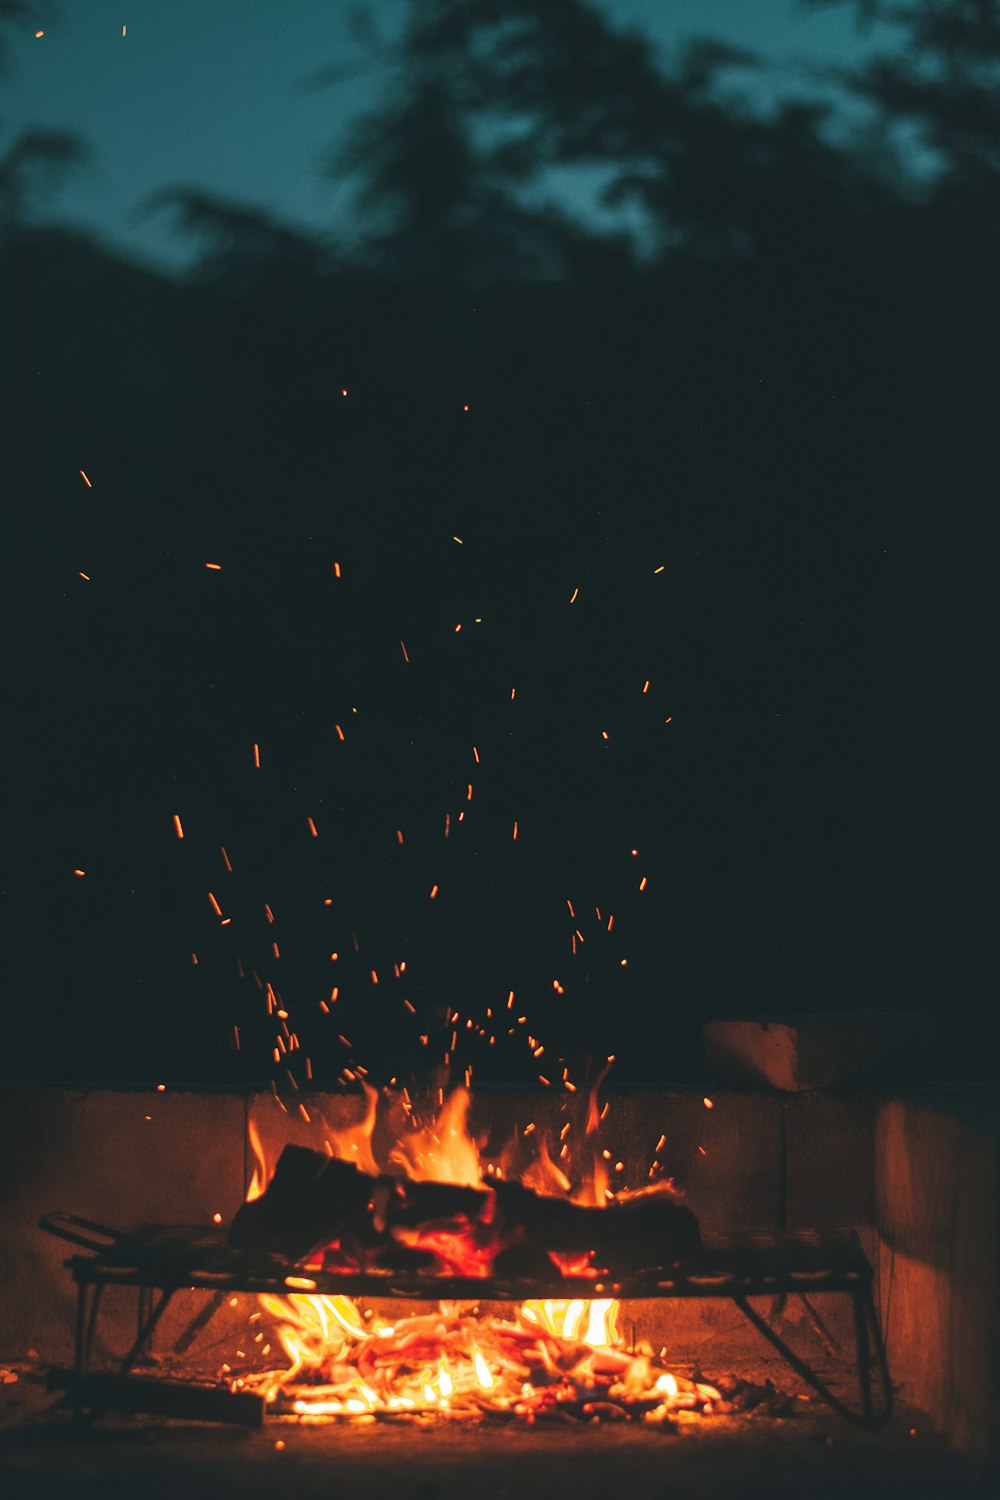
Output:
[{"left": 228, "top": 1145, "right": 700, "bottom": 1276}]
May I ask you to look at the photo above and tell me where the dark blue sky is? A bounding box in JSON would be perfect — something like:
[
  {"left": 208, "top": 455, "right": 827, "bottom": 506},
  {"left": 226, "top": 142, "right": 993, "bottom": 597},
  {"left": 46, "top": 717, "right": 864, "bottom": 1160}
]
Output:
[{"left": 4, "top": 1, "right": 896, "bottom": 268}]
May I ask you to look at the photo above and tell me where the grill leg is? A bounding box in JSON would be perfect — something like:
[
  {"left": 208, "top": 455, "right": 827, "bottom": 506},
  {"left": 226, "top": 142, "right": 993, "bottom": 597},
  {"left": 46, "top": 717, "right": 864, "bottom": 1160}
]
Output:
[
  {"left": 853, "top": 1289, "right": 874, "bottom": 1424},
  {"left": 72, "top": 1282, "right": 89, "bottom": 1423}
]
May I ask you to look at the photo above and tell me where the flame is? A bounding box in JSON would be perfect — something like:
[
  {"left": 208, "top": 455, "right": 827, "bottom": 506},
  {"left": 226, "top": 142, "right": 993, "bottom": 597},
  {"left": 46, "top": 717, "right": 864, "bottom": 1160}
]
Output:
[
  {"left": 239, "top": 1085, "right": 717, "bottom": 1422},
  {"left": 519, "top": 1297, "right": 618, "bottom": 1349},
  {"left": 246, "top": 1112, "right": 267, "bottom": 1202},
  {"left": 389, "top": 1087, "right": 482, "bottom": 1187}
]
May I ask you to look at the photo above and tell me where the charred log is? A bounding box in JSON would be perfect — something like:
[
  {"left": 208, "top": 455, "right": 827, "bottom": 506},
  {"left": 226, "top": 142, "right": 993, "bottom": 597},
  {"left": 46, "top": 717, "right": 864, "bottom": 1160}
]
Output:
[{"left": 228, "top": 1146, "right": 700, "bottom": 1275}]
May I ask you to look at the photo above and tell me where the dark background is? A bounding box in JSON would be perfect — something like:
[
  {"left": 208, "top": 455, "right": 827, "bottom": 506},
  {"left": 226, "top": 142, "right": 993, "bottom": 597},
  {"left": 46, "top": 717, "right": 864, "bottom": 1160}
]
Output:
[{"left": 2, "top": 0, "right": 995, "bottom": 1089}]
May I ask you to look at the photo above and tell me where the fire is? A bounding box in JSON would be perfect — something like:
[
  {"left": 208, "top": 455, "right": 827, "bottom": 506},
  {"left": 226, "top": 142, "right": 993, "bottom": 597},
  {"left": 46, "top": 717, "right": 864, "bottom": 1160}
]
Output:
[{"left": 237, "top": 1086, "right": 718, "bottom": 1422}]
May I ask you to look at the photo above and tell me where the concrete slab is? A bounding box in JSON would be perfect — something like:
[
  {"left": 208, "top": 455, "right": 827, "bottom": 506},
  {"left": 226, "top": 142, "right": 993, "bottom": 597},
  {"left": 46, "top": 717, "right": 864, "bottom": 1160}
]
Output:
[
  {"left": 875, "top": 1093, "right": 999, "bottom": 1468},
  {"left": 0, "top": 1087, "right": 245, "bottom": 1366}
]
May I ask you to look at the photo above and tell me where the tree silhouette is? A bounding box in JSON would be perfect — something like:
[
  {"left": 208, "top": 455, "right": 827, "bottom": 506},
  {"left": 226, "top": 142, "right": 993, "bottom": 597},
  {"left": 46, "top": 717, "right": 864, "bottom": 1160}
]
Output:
[
  {"left": 331, "top": 0, "right": 900, "bottom": 272},
  {"left": 806, "top": 0, "right": 1000, "bottom": 181}
]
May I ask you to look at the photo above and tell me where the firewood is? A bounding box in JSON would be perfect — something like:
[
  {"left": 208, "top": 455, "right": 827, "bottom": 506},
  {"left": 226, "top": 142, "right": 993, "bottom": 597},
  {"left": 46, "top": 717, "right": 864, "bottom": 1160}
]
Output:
[{"left": 228, "top": 1145, "right": 700, "bottom": 1274}]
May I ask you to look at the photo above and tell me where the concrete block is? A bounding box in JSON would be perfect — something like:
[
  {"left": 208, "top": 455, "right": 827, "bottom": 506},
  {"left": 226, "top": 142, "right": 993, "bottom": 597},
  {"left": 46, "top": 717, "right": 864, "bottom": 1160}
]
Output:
[
  {"left": 0, "top": 1086, "right": 245, "bottom": 1366},
  {"left": 875, "top": 1092, "right": 999, "bottom": 1467},
  {"left": 704, "top": 1014, "right": 921, "bottom": 1092}
]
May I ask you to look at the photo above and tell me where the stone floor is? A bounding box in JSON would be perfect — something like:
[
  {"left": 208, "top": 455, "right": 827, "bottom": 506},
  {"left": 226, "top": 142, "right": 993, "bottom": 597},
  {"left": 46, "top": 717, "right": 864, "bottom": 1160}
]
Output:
[{"left": 0, "top": 1377, "right": 991, "bottom": 1500}]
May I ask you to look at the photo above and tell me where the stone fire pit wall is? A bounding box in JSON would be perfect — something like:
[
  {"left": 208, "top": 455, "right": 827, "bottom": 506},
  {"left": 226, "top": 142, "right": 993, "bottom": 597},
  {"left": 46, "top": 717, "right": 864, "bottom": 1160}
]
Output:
[{"left": 0, "top": 1084, "right": 995, "bottom": 1463}]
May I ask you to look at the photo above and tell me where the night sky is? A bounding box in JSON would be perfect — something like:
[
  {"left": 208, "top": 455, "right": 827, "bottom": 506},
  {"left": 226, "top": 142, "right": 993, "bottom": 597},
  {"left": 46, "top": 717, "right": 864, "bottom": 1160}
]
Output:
[
  {"left": 5, "top": 0, "right": 898, "bottom": 267},
  {"left": 3, "top": 0, "right": 994, "bottom": 1093}
]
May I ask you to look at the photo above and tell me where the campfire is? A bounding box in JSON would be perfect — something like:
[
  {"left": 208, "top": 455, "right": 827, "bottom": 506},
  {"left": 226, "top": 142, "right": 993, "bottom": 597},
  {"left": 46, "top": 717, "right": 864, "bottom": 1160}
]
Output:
[{"left": 230, "top": 1083, "right": 722, "bottom": 1423}]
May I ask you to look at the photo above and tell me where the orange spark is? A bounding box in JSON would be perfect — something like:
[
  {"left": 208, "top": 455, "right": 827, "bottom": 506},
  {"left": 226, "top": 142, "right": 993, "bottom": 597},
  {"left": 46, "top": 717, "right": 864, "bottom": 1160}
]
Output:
[
  {"left": 400, "top": 640, "right": 410, "bottom": 663},
  {"left": 221, "top": 846, "right": 232, "bottom": 871},
  {"left": 307, "top": 816, "right": 318, "bottom": 837},
  {"left": 172, "top": 814, "right": 184, "bottom": 840},
  {"left": 429, "top": 884, "right": 439, "bottom": 900},
  {"left": 472, "top": 745, "right": 480, "bottom": 763},
  {"left": 512, "top": 821, "right": 518, "bottom": 840},
  {"left": 642, "top": 680, "right": 650, "bottom": 693},
  {"left": 253, "top": 743, "right": 261, "bottom": 768},
  {"left": 639, "top": 876, "right": 648, "bottom": 891},
  {"left": 569, "top": 587, "right": 579, "bottom": 603},
  {"left": 78, "top": 571, "right": 90, "bottom": 581},
  {"left": 395, "top": 829, "right": 404, "bottom": 844},
  {"left": 703, "top": 1096, "right": 715, "bottom": 1110},
  {"left": 654, "top": 564, "right": 665, "bottom": 574},
  {"left": 333, "top": 561, "right": 342, "bottom": 578},
  {"left": 73, "top": 869, "right": 85, "bottom": 877},
  {"left": 204, "top": 562, "right": 222, "bottom": 571},
  {"left": 79, "top": 469, "right": 92, "bottom": 487},
  {"left": 335, "top": 724, "right": 345, "bottom": 741},
  {"left": 207, "top": 892, "right": 222, "bottom": 916}
]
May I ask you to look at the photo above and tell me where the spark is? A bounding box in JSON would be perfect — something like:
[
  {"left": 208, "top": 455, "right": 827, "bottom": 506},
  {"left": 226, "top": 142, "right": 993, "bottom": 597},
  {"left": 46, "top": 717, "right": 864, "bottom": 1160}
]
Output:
[
  {"left": 453, "top": 536, "right": 463, "bottom": 544},
  {"left": 703, "top": 1096, "right": 715, "bottom": 1110},
  {"left": 395, "top": 829, "right": 404, "bottom": 844},
  {"left": 207, "top": 892, "right": 222, "bottom": 916},
  {"left": 333, "top": 562, "right": 342, "bottom": 578},
  {"left": 570, "top": 587, "right": 579, "bottom": 603},
  {"left": 204, "top": 562, "right": 222, "bottom": 571},
  {"left": 306, "top": 816, "right": 318, "bottom": 837},
  {"left": 335, "top": 724, "right": 345, "bottom": 741},
  {"left": 512, "top": 820, "right": 518, "bottom": 840},
  {"left": 642, "top": 680, "right": 650, "bottom": 693},
  {"left": 472, "top": 745, "right": 480, "bottom": 763},
  {"left": 653, "top": 564, "right": 665, "bottom": 574},
  {"left": 221, "top": 846, "right": 232, "bottom": 871},
  {"left": 79, "top": 469, "right": 92, "bottom": 487},
  {"left": 78, "top": 571, "right": 90, "bottom": 581},
  {"left": 429, "top": 884, "right": 439, "bottom": 900},
  {"left": 639, "top": 876, "right": 648, "bottom": 891},
  {"left": 172, "top": 814, "right": 184, "bottom": 839},
  {"left": 253, "top": 743, "right": 261, "bottom": 768},
  {"left": 73, "top": 869, "right": 85, "bottom": 877},
  {"left": 400, "top": 640, "right": 409, "bottom": 663},
  {"left": 35, "top": 29, "right": 44, "bottom": 38}
]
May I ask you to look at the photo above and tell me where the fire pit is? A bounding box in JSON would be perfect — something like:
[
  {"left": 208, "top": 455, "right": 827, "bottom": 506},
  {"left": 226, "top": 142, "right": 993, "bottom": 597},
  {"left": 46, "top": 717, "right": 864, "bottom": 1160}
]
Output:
[{"left": 38, "top": 1080, "right": 890, "bottom": 1433}]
